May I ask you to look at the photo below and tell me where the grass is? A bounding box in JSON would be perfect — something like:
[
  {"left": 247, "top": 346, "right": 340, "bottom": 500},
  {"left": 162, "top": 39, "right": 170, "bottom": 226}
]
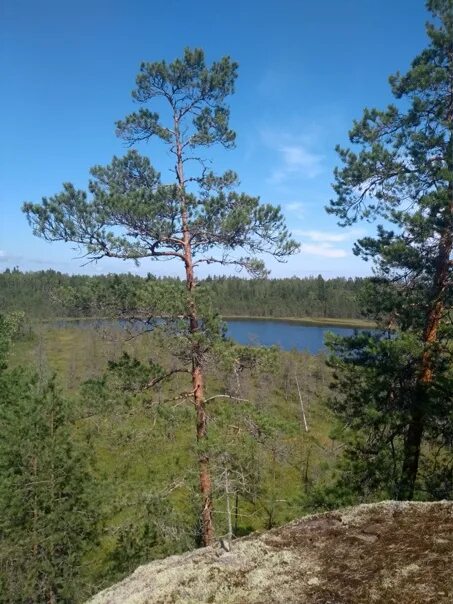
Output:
[
  {"left": 36, "top": 314, "right": 377, "bottom": 329},
  {"left": 221, "top": 315, "right": 376, "bottom": 328}
]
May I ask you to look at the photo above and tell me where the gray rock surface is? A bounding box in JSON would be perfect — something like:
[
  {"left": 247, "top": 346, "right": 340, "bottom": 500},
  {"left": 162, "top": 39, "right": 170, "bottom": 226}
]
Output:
[{"left": 88, "top": 501, "right": 453, "bottom": 603}]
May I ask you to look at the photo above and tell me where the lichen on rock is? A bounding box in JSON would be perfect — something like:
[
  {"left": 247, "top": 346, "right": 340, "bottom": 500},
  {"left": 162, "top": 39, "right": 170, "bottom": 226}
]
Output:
[{"left": 87, "top": 501, "right": 453, "bottom": 604}]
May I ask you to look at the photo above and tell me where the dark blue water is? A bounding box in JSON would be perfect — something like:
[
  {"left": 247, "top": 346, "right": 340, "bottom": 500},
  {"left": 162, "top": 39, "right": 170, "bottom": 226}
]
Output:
[
  {"left": 54, "top": 318, "right": 372, "bottom": 354},
  {"left": 226, "top": 319, "right": 367, "bottom": 354}
]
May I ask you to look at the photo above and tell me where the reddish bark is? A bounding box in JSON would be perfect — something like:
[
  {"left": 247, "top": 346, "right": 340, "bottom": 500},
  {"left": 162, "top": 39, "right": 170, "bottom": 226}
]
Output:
[
  {"left": 175, "top": 116, "right": 214, "bottom": 546},
  {"left": 399, "top": 195, "right": 452, "bottom": 500}
]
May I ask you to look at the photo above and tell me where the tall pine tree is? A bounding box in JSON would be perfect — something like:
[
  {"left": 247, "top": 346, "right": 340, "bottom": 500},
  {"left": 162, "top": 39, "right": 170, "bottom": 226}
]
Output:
[
  {"left": 327, "top": 0, "right": 452, "bottom": 500},
  {"left": 23, "top": 49, "right": 298, "bottom": 544}
]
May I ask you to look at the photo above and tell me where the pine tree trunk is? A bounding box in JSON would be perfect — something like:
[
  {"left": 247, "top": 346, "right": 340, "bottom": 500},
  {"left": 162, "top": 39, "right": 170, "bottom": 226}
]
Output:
[
  {"left": 183, "top": 195, "right": 214, "bottom": 547},
  {"left": 175, "top": 116, "right": 214, "bottom": 546},
  {"left": 398, "top": 187, "right": 452, "bottom": 500},
  {"left": 398, "top": 406, "right": 425, "bottom": 500},
  {"left": 193, "top": 362, "right": 214, "bottom": 546}
]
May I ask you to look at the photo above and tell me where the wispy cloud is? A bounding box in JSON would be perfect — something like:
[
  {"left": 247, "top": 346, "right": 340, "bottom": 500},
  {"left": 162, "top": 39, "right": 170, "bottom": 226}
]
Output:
[
  {"left": 271, "top": 145, "right": 324, "bottom": 182},
  {"left": 284, "top": 201, "right": 305, "bottom": 213},
  {"left": 294, "top": 230, "right": 350, "bottom": 242},
  {"left": 0, "top": 250, "right": 73, "bottom": 267},
  {"left": 293, "top": 228, "right": 362, "bottom": 259},
  {"left": 260, "top": 128, "right": 324, "bottom": 183},
  {"left": 0, "top": 250, "right": 19, "bottom": 263},
  {"left": 301, "top": 243, "right": 348, "bottom": 258}
]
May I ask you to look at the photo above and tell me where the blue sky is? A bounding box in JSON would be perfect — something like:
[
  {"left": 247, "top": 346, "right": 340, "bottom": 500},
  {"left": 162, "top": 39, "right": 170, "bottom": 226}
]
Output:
[{"left": 1, "top": 0, "right": 430, "bottom": 279}]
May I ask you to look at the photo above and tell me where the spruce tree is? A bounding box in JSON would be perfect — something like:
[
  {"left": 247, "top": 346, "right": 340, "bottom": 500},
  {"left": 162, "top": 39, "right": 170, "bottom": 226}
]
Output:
[
  {"left": 23, "top": 49, "right": 298, "bottom": 544},
  {"left": 327, "top": 0, "right": 452, "bottom": 499}
]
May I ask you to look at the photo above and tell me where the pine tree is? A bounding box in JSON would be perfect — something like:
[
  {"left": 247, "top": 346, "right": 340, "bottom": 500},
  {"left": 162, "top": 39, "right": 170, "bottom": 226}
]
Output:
[
  {"left": 0, "top": 315, "right": 98, "bottom": 603},
  {"left": 327, "top": 0, "right": 453, "bottom": 499},
  {"left": 23, "top": 49, "right": 298, "bottom": 544}
]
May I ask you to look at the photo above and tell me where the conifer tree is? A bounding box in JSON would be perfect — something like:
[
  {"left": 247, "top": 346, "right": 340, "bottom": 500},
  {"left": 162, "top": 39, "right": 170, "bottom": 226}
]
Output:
[
  {"left": 0, "top": 315, "right": 98, "bottom": 603},
  {"left": 23, "top": 49, "right": 298, "bottom": 544},
  {"left": 327, "top": 0, "right": 452, "bottom": 499}
]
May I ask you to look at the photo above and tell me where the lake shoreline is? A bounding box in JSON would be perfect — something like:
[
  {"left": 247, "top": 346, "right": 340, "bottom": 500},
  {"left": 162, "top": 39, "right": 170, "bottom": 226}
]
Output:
[
  {"left": 38, "top": 315, "right": 375, "bottom": 329},
  {"left": 35, "top": 316, "right": 378, "bottom": 354},
  {"left": 221, "top": 315, "right": 376, "bottom": 329}
]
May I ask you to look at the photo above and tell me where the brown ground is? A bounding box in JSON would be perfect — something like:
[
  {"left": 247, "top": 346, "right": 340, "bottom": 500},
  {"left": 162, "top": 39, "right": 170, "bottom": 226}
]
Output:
[{"left": 88, "top": 501, "right": 453, "bottom": 604}]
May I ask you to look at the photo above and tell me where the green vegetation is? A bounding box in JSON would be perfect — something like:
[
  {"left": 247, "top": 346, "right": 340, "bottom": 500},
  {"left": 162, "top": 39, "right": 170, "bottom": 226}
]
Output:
[
  {"left": 0, "top": 269, "right": 367, "bottom": 322},
  {"left": 6, "top": 320, "right": 338, "bottom": 598},
  {"left": 0, "top": 317, "right": 98, "bottom": 603},
  {"left": 324, "top": 0, "right": 452, "bottom": 502},
  {"left": 0, "top": 2, "right": 451, "bottom": 602},
  {"left": 221, "top": 315, "right": 375, "bottom": 328}
]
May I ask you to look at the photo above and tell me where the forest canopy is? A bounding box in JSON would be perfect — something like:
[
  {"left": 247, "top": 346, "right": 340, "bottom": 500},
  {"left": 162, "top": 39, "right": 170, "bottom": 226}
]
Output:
[{"left": 0, "top": 269, "right": 367, "bottom": 320}]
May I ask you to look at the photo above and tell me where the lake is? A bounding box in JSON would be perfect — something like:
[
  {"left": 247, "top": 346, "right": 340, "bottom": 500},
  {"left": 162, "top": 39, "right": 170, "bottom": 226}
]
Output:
[
  {"left": 226, "top": 319, "right": 368, "bottom": 354},
  {"left": 53, "top": 318, "right": 372, "bottom": 355}
]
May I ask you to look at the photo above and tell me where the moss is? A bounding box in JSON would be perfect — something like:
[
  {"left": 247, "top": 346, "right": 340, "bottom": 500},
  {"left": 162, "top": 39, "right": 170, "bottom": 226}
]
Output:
[{"left": 88, "top": 501, "right": 453, "bottom": 604}]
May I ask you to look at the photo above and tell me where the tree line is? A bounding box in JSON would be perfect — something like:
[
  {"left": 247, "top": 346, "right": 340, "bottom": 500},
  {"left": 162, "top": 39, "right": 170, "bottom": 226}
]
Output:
[{"left": 0, "top": 269, "right": 366, "bottom": 320}]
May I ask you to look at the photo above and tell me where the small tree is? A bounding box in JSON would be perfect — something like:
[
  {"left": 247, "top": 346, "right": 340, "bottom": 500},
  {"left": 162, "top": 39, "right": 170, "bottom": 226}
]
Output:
[
  {"left": 0, "top": 315, "right": 98, "bottom": 603},
  {"left": 23, "top": 48, "right": 298, "bottom": 544},
  {"left": 327, "top": 0, "right": 452, "bottom": 499}
]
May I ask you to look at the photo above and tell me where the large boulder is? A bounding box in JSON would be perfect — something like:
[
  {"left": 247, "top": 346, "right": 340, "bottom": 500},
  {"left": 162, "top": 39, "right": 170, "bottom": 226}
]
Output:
[{"left": 88, "top": 501, "right": 452, "bottom": 603}]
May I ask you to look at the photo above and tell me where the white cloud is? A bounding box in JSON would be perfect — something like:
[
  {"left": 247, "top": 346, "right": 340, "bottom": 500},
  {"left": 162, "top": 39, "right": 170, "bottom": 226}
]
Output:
[
  {"left": 301, "top": 243, "right": 348, "bottom": 258},
  {"left": 292, "top": 228, "right": 363, "bottom": 259},
  {"left": 271, "top": 145, "right": 324, "bottom": 182},
  {"left": 0, "top": 250, "right": 18, "bottom": 263},
  {"left": 259, "top": 128, "right": 324, "bottom": 183},
  {"left": 284, "top": 201, "right": 305, "bottom": 213},
  {"left": 294, "top": 229, "right": 349, "bottom": 242}
]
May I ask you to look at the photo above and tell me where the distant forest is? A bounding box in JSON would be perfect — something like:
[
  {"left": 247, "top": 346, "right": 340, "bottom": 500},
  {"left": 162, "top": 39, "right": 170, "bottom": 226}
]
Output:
[{"left": 0, "top": 269, "right": 366, "bottom": 319}]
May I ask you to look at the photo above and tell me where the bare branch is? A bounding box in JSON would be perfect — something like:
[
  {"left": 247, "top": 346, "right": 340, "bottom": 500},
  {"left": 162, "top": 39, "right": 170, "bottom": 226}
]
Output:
[
  {"left": 204, "top": 394, "right": 249, "bottom": 404},
  {"left": 145, "top": 368, "right": 191, "bottom": 389}
]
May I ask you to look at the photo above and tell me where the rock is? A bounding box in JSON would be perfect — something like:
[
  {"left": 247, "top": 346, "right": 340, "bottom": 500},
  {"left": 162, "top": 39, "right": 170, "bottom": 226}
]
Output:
[
  {"left": 87, "top": 501, "right": 453, "bottom": 604},
  {"left": 219, "top": 538, "right": 231, "bottom": 552}
]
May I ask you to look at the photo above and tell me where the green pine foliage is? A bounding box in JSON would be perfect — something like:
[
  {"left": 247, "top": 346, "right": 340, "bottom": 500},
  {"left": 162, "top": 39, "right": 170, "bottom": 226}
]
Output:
[
  {"left": 0, "top": 315, "right": 98, "bottom": 603},
  {"left": 21, "top": 48, "right": 300, "bottom": 543},
  {"left": 325, "top": 0, "right": 453, "bottom": 501},
  {"left": 22, "top": 49, "right": 297, "bottom": 272}
]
